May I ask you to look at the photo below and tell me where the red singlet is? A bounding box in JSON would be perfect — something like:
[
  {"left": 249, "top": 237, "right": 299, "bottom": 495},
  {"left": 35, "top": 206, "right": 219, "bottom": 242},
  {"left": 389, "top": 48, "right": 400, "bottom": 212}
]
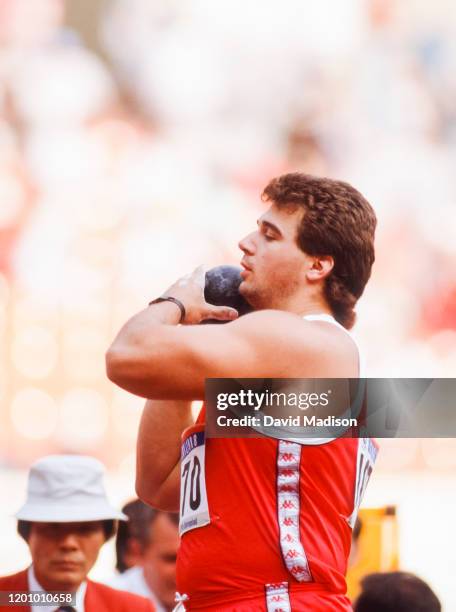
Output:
[{"left": 176, "top": 315, "right": 377, "bottom": 611}]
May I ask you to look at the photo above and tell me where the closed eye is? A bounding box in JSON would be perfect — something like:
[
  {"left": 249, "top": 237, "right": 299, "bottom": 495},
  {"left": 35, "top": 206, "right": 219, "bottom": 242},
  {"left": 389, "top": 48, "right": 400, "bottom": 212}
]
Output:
[{"left": 257, "top": 219, "right": 282, "bottom": 241}]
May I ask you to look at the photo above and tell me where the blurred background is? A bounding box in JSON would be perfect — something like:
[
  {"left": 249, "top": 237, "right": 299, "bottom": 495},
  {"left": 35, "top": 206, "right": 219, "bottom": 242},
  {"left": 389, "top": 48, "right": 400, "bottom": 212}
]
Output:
[{"left": 0, "top": 0, "right": 455, "bottom": 608}]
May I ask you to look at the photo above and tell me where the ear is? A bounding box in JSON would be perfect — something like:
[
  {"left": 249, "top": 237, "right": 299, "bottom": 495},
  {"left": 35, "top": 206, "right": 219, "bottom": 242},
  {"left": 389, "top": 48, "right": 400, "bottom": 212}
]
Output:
[{"left": 306, "top": 255, "right": 334, "bottom": 282}]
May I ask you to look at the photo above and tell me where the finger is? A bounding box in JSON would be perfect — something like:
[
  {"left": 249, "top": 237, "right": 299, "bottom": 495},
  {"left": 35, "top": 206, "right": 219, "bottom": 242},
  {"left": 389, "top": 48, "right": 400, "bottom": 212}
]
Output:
[
  {"left": 176, "top": 274, "right": 191, "bottom": 287},
  {"left": 192, "top": 265, "right": 208, "bottom": 289},
  {"left": 203, "top": 306, "right": 239, "bottom": 322}
]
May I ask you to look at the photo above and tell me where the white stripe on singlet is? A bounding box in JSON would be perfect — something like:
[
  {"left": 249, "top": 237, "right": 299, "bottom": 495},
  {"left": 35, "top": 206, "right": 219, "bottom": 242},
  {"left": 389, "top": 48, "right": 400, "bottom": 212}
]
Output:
[
  {"left": 265, "top": 581, "right": 292, "bottom": 612},
  {"left": 272, "top": 313, "right": 365, "bottom": 590},
  {"left": 276, "top": 439, "right": 313, "bottom": 583}
]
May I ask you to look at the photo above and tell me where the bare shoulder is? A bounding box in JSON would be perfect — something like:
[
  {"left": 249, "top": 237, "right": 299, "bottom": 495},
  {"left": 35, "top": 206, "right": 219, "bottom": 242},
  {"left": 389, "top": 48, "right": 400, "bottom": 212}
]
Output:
[
  {"left": 231, "top": 308, "right": 304, "bottom": 331},
  {"left": 227, "top": 310, "right": 358, "bottom": 377},
  {"left": 231, "top": 309, "right": 343, "bottom": 346}
]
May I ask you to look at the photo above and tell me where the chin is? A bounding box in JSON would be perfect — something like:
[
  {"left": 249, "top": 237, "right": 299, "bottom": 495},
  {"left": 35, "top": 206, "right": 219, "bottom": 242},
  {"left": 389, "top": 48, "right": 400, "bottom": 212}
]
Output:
[
  {"left": 50, "top": 569, "right": 84, "bottom": 589},
  {"left": 239, "top": 279, "right": 254, "bottom": 296},
  {"left": 240, "top": 286, "right": 262, "bottom": 309},
  {"left": 239, "top": 282, "right": 253, "bottom": 300}
]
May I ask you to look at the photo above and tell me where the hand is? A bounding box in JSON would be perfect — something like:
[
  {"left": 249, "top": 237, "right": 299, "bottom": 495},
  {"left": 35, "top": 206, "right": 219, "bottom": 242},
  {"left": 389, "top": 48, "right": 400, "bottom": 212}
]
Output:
[{"left": 163, "top": 266, "right": 239, "bottom": 325}]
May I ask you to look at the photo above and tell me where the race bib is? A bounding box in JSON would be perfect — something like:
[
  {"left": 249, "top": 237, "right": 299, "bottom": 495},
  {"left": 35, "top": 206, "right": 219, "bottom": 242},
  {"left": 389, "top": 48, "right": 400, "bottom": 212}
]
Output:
[
  {"left": 348, "top": 437, "right": 378, "bottom": 528},
  {"left": 179, "top": 428, "right": 210, "bottom": 536}
]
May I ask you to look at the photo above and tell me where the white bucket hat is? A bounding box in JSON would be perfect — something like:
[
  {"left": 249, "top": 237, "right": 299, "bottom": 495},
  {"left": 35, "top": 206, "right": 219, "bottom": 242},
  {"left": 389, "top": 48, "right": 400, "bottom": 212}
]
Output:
[{"left": 15, "top": 455, "right": 128, "bottom": 522}]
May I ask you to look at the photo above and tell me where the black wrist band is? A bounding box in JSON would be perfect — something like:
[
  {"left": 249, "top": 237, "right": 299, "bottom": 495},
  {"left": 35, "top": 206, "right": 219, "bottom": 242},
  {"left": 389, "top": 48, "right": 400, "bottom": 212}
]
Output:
[{"left": 148, "top": 296, "right": 186, "bottom": 323}]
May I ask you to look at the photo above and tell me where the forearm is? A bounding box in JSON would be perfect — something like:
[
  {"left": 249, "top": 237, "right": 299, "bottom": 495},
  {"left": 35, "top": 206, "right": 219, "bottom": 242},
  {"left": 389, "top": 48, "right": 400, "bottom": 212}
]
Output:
[
  {"left": 109, "top": 301, "right": 180, "bottom": 352},
  {"left": 106, "top": 301, "right": 181, "bottom": 395},
  {"left": 106, "top": 266, "right": 241, "bottom": 398},
  {"left": 136, "top": 399, "right": 194, "bottom": 508}
]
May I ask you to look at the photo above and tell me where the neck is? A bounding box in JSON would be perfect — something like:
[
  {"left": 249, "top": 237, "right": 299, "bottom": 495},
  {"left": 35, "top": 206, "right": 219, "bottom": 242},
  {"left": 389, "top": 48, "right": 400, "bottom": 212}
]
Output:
[{"left": 276, "top": 292, "right": 333, "bottom": 318}]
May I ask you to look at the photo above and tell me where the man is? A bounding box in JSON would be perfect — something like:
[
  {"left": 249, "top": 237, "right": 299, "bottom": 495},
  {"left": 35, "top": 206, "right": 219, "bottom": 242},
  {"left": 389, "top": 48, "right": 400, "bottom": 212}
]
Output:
[
  {"left": 110, "top": 499, "right": 179, "bottom": 612},
  {"left": 353, "top": 572, "right": 441, "bottom": 612},
  {"left": 115, "top": 498, "right": 149, "bottom": 574},
  {"left": 0, "top": 455, "right": 154, "bottom": 612},
  {"left": 106, "top": 173, "right": 378, "bottom": 610}
]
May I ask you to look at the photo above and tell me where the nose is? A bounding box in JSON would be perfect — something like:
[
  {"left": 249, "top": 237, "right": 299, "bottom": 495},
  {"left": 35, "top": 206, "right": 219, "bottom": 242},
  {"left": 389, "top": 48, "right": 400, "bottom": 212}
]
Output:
[
  {"left": 58, "top": 531, "right": 80, "bottom": 551},
  {"left": 238, "top": 231, "right": 256, "bottom": 255}
]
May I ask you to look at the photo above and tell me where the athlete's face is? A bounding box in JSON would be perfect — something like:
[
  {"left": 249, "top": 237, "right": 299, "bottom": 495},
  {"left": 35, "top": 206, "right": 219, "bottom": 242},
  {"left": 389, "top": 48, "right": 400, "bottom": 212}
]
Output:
[{"left": 238, "top": 204, "right": 311, "bottom": 309}]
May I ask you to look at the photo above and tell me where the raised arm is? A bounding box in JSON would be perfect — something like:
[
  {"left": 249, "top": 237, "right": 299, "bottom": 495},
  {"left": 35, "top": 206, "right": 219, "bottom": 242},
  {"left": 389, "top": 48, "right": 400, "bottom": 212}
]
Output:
[
  {"left": 106, "top": 267, "right": 357, "bottom": 400},
  {"left": 136, "top": 399, "right": 194, "bottom": 511}
]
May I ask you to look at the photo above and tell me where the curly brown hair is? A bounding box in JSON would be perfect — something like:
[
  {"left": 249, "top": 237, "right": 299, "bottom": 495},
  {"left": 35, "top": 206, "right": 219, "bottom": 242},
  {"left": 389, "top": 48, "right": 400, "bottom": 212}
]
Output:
[{"left": 262, "top": 173, "right": 376, "bottom": 329}]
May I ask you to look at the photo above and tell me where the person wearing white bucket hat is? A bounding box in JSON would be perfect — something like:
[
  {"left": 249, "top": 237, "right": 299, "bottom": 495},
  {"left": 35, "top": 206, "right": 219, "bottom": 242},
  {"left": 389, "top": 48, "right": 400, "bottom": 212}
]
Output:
[{"left": 0, "top": 455, "right": 155, "bottom": 612}]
